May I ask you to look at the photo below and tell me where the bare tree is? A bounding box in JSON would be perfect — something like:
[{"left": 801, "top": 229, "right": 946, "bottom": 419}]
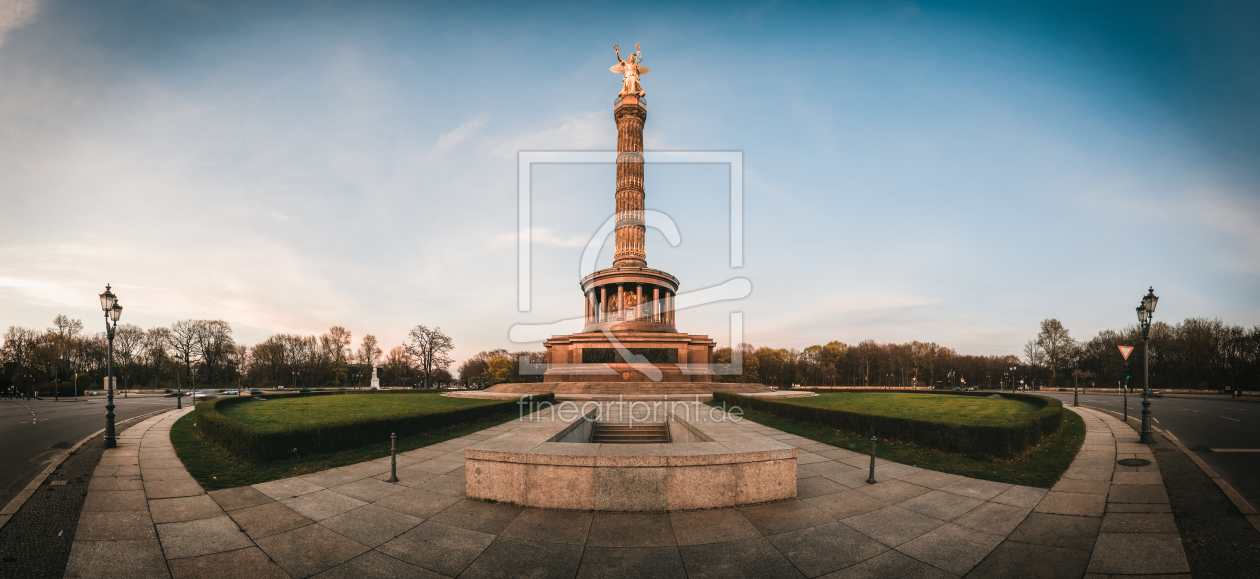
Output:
[
  {"left": 113, "top": 324, "right": 145, "bottom": 391},
  {"left": 1036, "top": 319, "right": 1075, "bottom": 388},
  {"left": 51, "top": 315, "right": 84, "bottom": 339},
  {"left": 322, "top": 326, "right": 353, "bottom": 385},
  {"left": 357, "top": 334, "right": 383, "bottom": 369},
  {"left": 168, "top": 320, "right": 201, "bottom": 385},
  {"left": 406, "top": 325, "right": 453, "bottom": 389},
  {"left": 196, "top": 320, "right": 235, "bottom": 385}
]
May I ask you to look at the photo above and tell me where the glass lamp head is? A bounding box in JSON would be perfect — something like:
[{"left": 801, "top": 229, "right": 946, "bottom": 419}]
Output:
[
  {"left": 99, "top": 284, "right": 117, "bottom": 311},
  {"left": 1136, "top": 304, "right": 1148, "bottom": 324},
  {"left": 110, "top": 302, "right": 123, "bottom": 322},
  {"left": 1143, "top": 287, "right": 1158, "bottom": 314}
]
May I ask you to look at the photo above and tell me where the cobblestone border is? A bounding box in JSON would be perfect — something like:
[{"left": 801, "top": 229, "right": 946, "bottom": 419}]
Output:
[
  {"left": 1081, "top": 404, "right": 1260, "bottom": 533},
  {"left": 0, "top": 409, "right": 169, "bottom": 530}
]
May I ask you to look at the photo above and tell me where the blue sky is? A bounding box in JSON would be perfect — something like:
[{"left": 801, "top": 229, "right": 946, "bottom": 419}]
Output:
[{"left": 1, "top": 0, "right": 1257, "bottom": 363}]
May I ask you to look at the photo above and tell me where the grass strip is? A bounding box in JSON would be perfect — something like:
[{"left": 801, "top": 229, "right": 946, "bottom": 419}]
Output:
[
  {"left": 172, "top": 410, "right": 520, "bottom": 491},
  {"left": 777, "top": 392, "right": 1041, "bottom": 425},
  {"left": 715, "top": 391, "right": 1063, "bottom": 459},
  {"left": 196, "top": 391, "right": 548, "bottom": 462},
  {"left": 220, "top": 392, "right": 509, "bottom": 431},
  {"left": 710, "top": 401, "right": 1085, "bottom": 488}
]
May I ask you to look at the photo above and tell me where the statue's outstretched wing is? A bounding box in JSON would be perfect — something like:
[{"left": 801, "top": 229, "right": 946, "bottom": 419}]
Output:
[
  {"left": 636, "top": 64, "right": 650, "bottom": 75},
  {"left": 610, "top": 63, "right": 628, "bottom": 74}
]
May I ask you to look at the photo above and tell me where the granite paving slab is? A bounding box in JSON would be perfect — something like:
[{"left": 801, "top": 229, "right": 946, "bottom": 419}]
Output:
[{"left": 62, "top": 401, "right": 1193, "bottom": 578}]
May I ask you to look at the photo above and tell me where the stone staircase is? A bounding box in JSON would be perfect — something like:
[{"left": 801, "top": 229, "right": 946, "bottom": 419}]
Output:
[{"left": 591, "top": 422, "right": 671, "bottom": 444}]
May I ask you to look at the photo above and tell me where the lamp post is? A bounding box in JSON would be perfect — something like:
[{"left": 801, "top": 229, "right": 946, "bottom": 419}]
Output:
[
  {"left": 1136, "top": 286, "right": 1159, "bottom": 444},
  {"left": 99, "top": 284, "right": 123, "bottom": 449},
  {"left": 176, "top": 357, "right": 184, "bottom": 410},
  {"left": 1073, "top": 371, "right": 1079, "bottom": 407}
]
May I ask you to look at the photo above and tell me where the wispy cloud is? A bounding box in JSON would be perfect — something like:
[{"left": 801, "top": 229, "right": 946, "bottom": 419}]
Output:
[
  {"left": 494, "top": 227, "right": 590, "bottom": 248},
  {"left": 434, "top": 115, "right": 486, "bottom": 152},
  {"left": 485, "top": 111, "right": 613, "bottom": 158},
  {"left": 0, "top": 0, "right": 41, "bottom": 51}
]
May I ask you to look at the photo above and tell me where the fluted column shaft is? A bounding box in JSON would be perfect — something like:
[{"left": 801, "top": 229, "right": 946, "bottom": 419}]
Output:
[{"left": 613, "top": 98, "right": 647, "bottom": 268}]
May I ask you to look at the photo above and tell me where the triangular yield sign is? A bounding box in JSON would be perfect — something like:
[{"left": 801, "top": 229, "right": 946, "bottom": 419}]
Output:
[{"left": 1118, "top": 345, "right": 1134, "bottom": 360}]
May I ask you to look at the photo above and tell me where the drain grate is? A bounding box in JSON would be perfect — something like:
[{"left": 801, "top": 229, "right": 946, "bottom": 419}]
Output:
[{"left": 1117, "top": 458, "right": 1151, "bottom": 467}]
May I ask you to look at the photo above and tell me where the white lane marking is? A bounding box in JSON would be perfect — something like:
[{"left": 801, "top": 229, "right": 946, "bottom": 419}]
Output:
[
  {"left": 1221, "top": 416, "right": 1241, "bottom": 422},
  {"left": 1210, "top": 449, "right": 1260, "bottom": 452},
  {"left": 1153, "top": 418, "right": 1159, "bottom": 423}
]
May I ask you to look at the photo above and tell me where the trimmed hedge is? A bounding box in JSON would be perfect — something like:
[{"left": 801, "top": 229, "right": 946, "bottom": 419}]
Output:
[
  {"left": 714, "top": 390, "right": 1063, "bottom": 459},
  {"left": 193, "top": 391, "right": 553, "bottom": 462}
]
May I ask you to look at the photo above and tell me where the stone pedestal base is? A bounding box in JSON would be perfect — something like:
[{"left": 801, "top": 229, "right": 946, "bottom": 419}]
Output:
[{"left": 543, "top": 331, "right": 716, "bottom": 383}]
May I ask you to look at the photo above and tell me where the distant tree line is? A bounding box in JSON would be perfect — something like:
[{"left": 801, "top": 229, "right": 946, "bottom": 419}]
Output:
[
  {"left": 10, "top": 312, "right": 1253, "bottom": 395},
  {"left": 709, "top": 341, "right": 1022, "bottom": 390},
  {"left": 2, "top": 316, "right": 457, "bottom": 395},
  {"left": 457, "top": 349, "right": 547, "bottom": 388},
  {"left": 1028, "top": 317, "right": 1260, "bottom": 391}
]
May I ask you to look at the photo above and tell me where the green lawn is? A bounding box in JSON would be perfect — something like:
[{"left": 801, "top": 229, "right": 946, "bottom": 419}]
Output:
[
  {"left": 778, "top": 392, "right": 1041, "bottom": 425},
  {"left": 219, "top": 392, "right": 508, "bottom": 432},
  {"left": 709, "top": 397, "right": 1085, "bottom": 488},
  {"left": 173, "top": 404, "right": 521, "bottom": 491}
]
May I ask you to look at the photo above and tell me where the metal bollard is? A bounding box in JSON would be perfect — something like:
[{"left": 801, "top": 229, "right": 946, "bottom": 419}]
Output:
[
  {"left": 867, "top": 435, "right": 877, "bottom": 484},
  {"left": 387, "top": 432, "right": 399, "bottom": 483}
]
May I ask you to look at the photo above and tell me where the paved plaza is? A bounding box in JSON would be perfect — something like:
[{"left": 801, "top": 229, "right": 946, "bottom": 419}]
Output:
[{"left": 57, "top": 405, "right": 1190, "bottom": 578}]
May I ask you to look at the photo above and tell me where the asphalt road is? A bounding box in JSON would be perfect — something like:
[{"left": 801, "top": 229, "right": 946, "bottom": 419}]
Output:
[
  {"left": 0, "top": 394, "right": 183, "bottom": 509},
  {"left": 1035, "top": 391, "right": 1260, "bottom": 509}
]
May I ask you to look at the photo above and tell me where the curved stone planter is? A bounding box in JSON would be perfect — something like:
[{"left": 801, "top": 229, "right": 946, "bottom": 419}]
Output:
[{"left": 464, "top": 402, "right": 797, "bottom": 511}]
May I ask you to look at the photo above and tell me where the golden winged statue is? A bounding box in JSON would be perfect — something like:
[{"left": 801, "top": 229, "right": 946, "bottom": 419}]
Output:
[{"left": 611, "top": 43, "right": 650, "bottom": 97}]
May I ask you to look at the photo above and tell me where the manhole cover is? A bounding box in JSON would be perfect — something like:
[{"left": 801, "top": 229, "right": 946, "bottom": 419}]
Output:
[{"left": 1117, "top": 458, "right": 1151, "bottom": 467}]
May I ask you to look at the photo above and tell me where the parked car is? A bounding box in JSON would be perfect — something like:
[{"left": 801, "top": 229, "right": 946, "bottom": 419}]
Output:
[
  {"left": 249, "top": 388, "right": 263, "bottom": 395},
  {"left": 223, "top": 389, "right": 239, "bottom": 395},
  {"left": 276, "top": 386, "right": 285, "bottom": 390}
]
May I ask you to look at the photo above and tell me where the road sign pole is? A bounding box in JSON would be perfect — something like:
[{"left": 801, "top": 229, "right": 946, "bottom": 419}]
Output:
[{"left": 1118, "top": 346, "right": 1134, "bottom": 425}]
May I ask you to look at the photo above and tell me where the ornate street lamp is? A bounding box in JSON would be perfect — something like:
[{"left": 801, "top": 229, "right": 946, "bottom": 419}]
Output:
[
  {"left": 99, "top": 284, "right": 123, "bottom": 448},
  {"left": 1136, "top": 286, "right": 1158, "bottom": 443}
]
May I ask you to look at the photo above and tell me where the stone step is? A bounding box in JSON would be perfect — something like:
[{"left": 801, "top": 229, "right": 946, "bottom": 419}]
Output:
[
  {"left": 593, "top": 432, "right": 670, "bottom": 439},
  {"left": 597, "top": 425, "right": 668, "bottom": 431},
  {"left": 592, "top": 436, "right": 670, "bottom": 443},
  {"left": 592, "top": 423, "right": 670, "bottom": 443}
]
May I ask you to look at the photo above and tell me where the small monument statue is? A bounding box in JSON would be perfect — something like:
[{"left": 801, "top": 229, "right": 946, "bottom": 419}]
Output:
[
  {"left": 610, "top": 43, "right": 650, "bottom": 97},
  {"left": 370, "top": 365, "right": 381, "bottom": 389}
]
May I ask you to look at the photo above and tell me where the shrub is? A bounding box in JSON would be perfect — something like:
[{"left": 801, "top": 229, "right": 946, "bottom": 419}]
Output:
[
  {"left": 193, "top": 391, "right": 553, "bottom": 462},
  {"left": 713, "top": 391, "right": 1062, "bottom": 459}
]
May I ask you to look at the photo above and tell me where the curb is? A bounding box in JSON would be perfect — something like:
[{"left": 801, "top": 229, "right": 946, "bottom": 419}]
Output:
[
  {"left": 0, "top": 408, "right": 171, "bottom": 531},
  {"left": 1079, "top": 403, "right": 1260, "bottom": 534}
]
